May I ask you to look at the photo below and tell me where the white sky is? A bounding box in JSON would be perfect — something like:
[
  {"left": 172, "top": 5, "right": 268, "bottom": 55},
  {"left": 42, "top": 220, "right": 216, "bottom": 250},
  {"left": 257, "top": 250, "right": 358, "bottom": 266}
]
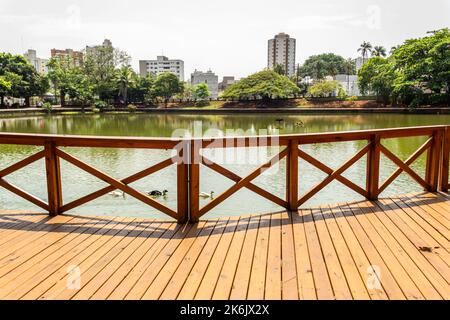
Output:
[{"left": 1, "top": 0, "right": 449, "bottom": 79}]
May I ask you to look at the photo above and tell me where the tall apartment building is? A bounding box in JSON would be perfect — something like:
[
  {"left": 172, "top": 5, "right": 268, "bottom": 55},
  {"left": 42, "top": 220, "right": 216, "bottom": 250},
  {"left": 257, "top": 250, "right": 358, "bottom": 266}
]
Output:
[
  {"left": 191, "top": 69, "right": 219, "bottom": 98},
  {"left": 86, "top": 39, "right": 113, "bottom": 56},
  {"left": 267, "top": 32, "right": 296, "bottom": 77},
  {"left": 50, "top": 48, "right": 84, "bottom": 66},
  {"left": 23, "top": 49, "right": 48, "bottom": 74},
  {"left": 139, "top": 56, "right": 184, "bottom": 81},
  {"left": 218, "top": 76, "right": 236, "bottom": 92}
]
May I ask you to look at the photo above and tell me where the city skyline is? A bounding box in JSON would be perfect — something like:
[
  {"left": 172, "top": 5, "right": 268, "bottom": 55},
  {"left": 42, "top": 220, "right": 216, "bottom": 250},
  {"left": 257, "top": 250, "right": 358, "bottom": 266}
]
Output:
[{"left": 1, "top": 0, "right": 449, "bottom": 79}]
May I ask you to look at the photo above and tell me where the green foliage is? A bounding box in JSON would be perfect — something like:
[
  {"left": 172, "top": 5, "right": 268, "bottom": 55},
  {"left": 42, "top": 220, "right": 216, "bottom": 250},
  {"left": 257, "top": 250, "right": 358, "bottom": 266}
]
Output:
[
  {"left": 151, "top": 72, "right": 184, "bottom": 102},
  {"left": 358, "top": 42, "right": 373, "bottom": 62},
  {"left": 127, "top": 104, "right": 137, "bottom": 112},
  {"left": 298, "top": 53, "right": 351, "bottom": 79},
  {"left": 128, "top": 75, "right": 155, "bottom": 103},
  {"left": 42, "top": 101, "right": 52, "bottom": 113},
  {"left": 115, "top": 65, "right": 137, "bottom": 105},
  {"left": 193, "top": 83, "right": 211, "bottom": 100},
  {"left": 93, "top": 100, "right": 108, "bottom": 110},
  {"left": 346, "top": 95, "right": 358, "bottom": 102},
  {"left": 307, "top": 80, "right": 342, "bottom": 97},
  {"left": 358, "top": 28, "right": 450, "bottom": 106},
  {"left": 0, "top": 52, "right": 48, "bottom": 106},
  {"left": 372, "top": 46, "right": 387, "bottom": 57},
  {"left": 222, "top": 70, "right": 300, "bottom": 100}
]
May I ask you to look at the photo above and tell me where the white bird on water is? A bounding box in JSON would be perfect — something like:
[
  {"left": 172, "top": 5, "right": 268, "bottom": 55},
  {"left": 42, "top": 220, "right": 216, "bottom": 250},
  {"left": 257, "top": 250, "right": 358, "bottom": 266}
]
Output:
[
  {"left": 108, "top": 191, "right": 125, "bottom": 198},
  {"left": 199, "top": 191, "right": 215, "bottom": 199}
]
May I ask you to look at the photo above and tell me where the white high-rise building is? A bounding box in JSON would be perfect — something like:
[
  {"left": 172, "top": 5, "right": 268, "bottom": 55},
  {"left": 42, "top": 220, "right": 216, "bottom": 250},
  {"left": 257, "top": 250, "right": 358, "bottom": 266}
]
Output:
[
  {"left": 23, "top": 49, "right": 49, "bottom": 74},
  {"left": 139, "top": 56, "right": 184, "bottom": 81},
  {"left": 191, "top": 69, "right": 219, "bottom": 98},
  {"left": 267, "top": 33, "right": 296, "bottom": 77}
]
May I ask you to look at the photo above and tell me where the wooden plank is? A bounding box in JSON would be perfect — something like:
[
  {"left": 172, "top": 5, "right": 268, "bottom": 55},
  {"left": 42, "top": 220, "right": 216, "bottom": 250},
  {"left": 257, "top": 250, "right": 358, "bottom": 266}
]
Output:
[
  {"left": 194, "top": 217, "right": 240, "bottom": 300},
  {"left": 0, "top": 216, "right": 115, "bottom": 298},
  {"left": 264, "top": 213, "right": 282, "bottom": 300},
  {"left": 247, "top": 214, "right": 271, "bottom": 300},
  {"left": 337, "top": 204, "right": 406, "bottom": 299},
  {"left": 0, "top": 178, "right": 49, "bottom": 211},
  {"left": 210, "top": 216, "right": 251, "bottom": 300},
  {"left": 124, "top": 223, "right": 197, "bottom": 299},
  {"left": 0, "top": 150, "right": 45, "bottom": 177},
  {"left": 291, "top": 210, "right": 317, "bottom": 300},
  {"left": 440, "top": 127, "right": 450, "bottom": 192},
  {"left": 355, "top": 200, "right": 442, "bottom": 299},
  {"left": 319, "top": 206, "right": 371, "bottom": 299},
  {"left": 229, "top": 215, "right": 260, "bottom": 300},
  {"left": 176, "top": 217, "right": 230, "bottom": 300},
  {"left": 280, "top": 211, "right": 299, "bottom": 300},
  {"left": 189, "top": 142, "right": 200, "bottom": 222},
  {"left": 142, "top": 220, "right": 215, "bottom": 300},
  {"left": 345, "top": 202, "right": 424, "bottom": 299},
  {"left": 328, "top": 205, "right": 388, "bottom": 300},
  {"left": 426, "top": 131, "right": 443, "bottom": 191},
  {"left": 311, "top": 207, "right": 353, "bottom": 299},
  {"left": 37, "top": 217, "right": 140, "bottom": 300},
  {"left": 107, "top": 222, "right": 184, "bottom": 300},
  {"left": 372, "top": 199, "right": 450, "bottom": 299},
  {"left": 302, "top": 209, "right": 334, "bottom": 299}
]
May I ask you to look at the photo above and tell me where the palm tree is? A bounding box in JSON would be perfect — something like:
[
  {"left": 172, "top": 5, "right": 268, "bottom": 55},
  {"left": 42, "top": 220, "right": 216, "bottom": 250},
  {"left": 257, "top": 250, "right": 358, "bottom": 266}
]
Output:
[
  {"left": 116, "top": 65, "right": 135, "bottom": 105},
  {"left": 389, "top": 46, "right": 399, "bottom": 55},
  {"left": 372, "top": 46, "right": 387, "bottom": 57},
  {"left": 358, "top": 42, "right": 373, "bottom": 63}
]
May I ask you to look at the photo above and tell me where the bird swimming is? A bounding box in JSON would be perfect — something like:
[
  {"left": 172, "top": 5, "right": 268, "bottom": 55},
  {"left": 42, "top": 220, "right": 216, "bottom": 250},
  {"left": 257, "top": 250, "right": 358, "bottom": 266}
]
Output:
[
  {"left": 199, "top": 191, "right": 214, "bottom": 199},
  {"left": 108, "top": 191, "right": 125, "bottom": 198},
  {"left": 147, "top": 190, "right": 168, "bottom": 197}
]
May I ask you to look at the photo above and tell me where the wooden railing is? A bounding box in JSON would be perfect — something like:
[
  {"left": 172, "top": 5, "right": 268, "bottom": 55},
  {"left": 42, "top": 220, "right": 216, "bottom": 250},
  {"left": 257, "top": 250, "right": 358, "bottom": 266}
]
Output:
[{"left": 0, "top": 125, "right": 449, "bottom": 223}]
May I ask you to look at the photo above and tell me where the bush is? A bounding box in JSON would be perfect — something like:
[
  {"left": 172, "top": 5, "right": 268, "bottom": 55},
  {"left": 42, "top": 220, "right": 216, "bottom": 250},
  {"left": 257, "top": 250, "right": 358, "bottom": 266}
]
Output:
[
  {"left": 346, "top": 96, "right": 358, "bottom": 102},
  {"left": 93, "top": 100, "right": 108, "bottom": 110},
  {"left": 42, "top": 102, "right": 53, "bottom": 113},
  {"left": 127, "top": 104, "right": 137, "bottom": 112}
]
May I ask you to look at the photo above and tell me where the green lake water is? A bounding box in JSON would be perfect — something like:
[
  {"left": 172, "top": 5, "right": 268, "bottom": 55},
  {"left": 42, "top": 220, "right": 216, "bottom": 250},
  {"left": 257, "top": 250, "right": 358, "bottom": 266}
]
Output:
[{"left": 0, "top": 112, "right": 449, "bottom": 219}]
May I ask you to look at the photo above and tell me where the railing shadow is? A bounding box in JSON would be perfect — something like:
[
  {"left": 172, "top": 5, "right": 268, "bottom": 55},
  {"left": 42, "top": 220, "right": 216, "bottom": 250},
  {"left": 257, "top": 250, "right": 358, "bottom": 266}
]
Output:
[{"left": 0, "top": 191, "right": 448, "bottom": 241}]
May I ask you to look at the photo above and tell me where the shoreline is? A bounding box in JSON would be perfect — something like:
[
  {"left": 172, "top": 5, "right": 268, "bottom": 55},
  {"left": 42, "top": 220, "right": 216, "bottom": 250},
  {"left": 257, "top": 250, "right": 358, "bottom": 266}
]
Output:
[{"left": 1, "top": 106, "right": 450, "bottom": 117}]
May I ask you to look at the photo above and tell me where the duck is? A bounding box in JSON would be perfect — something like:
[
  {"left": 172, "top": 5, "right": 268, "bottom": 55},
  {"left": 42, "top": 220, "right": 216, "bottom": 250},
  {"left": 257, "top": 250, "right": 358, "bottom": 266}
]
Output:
[
  {"left": 199, "top": 191, "right": 215, "bottom": 199},
  {"left": 147, "top": 190, "right": 168, "bottom": 197},
  {"left": 108, "top": 191, "right": 125, "bottom": 198},
  {"left": 294, "top": 120, "right": 305, "bottom": 127}
]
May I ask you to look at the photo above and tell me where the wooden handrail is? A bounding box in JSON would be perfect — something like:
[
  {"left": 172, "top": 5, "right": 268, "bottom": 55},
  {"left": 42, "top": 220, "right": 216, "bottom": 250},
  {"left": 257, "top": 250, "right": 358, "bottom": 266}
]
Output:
[{"left": 0, "top": 125, "right": 449, "bottom": 222}]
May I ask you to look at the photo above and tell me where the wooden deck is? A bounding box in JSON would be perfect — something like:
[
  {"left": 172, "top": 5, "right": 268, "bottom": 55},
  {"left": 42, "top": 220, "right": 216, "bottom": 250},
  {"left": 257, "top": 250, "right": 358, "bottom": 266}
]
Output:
[{"left": 0, "top": 192, "right": 449, "bottom": 300}]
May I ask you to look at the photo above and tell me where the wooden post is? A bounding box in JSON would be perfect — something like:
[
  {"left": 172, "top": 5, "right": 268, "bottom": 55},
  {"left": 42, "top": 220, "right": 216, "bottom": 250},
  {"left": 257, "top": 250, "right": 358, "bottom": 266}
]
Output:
[
  {"left": 44, "top": 142, "right": 62, "bottom": 216},
  {"left": 189, "top": 140, "right": 200, "bottom": 222},
  {"left": 176, "top": 141, "right": 189, "bottom": 223},
  {"left": 440, "top": 127, "right": 449, "bottom": 192},
  {"left": 366, "top": 135, "right": 380, "bottom": 200},
  {"left": 426, "top": 130, "right": 443, "bottom": 192},
  {"left": 286, "top": 139, "right": 299, "bottom": 211}
]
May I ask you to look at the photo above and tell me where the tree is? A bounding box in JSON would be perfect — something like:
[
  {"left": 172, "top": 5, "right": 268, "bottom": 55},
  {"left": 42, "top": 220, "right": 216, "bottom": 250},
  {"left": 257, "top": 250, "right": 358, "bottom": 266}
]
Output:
[
  {"left": 372, "top": 46, "right": 387, "bottom": 57},
  {"left": 0, "top": 53, "right": 48, "bottom": 107},
  {"left": 222, "top": 70, "right": 300, "bottom": 100},
  {"left": 0, "top": 76, "right": 12, "bottom": 107},
  {"left": 307, "top": 80, "right": 343, "bottom": 98},
  {"left": 358, "top": 57, "right": 396, "bottom": 105},
  {"left": 151, "top": 72, "right": 184, "bottom": 103},
  {"left": 393, "top": 28, "right": 450, "bottom": 100},
  {"left": 298, "top": 53, "right": 348, "bottom": 79},
  {"left": 115, "top": 65, "right": 136, "bottom": 105},
  {"left": 273, "top": 64, "right": 286, "bottom": 76},
  {"left": 83, "top": 45, "right": 130, "bottom": 102},
  {"left": 193, "top": 83, "right": 211, "bottom": 100},
  {"left": 358, "top": 41, "right": 373, "bottom": 63},
  {"left": 128, "top": 75, "right": 155, "bottom": 103}
]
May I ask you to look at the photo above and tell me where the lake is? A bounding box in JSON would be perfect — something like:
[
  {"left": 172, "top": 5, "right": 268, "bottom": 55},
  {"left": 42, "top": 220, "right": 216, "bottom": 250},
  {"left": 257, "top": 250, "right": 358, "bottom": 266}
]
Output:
[{"left": 0, "top": 112, "right": 449, "bottom": 219}]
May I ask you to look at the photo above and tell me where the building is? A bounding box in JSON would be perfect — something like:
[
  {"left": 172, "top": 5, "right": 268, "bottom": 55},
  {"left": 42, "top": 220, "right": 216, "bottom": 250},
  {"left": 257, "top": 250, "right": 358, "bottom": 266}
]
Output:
[
  {"left": 334, "top": 74, "right": 361, "bottom": 96},
  {"left": 139, "top": 56, "right": 184, "bottom": 81},
  {"left": 50, "top": 48, "right": 84, "bottom": 66},
  {"left": 23, "top": 49, "right": 48, "bottom": 74},
  {"left": 218, "top": 76, "right": 236, "bottom": 92},
  {"left": 190, "top": 70, "right": 219, "bottom": 98},
  {"left": 267, "top": 32, "right": 296, "bottom": 77},
  {"left": 355, "top": 57, "right": 365, "bottom": 72},
  {"left": 86, "top": 39, "right": 113, "bottom": 56}
]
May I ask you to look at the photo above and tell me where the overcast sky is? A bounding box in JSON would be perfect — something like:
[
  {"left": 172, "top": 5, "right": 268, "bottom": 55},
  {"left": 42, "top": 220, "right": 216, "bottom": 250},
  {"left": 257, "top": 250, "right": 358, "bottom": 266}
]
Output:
[{"left": 1, "top": 0, "right": 449, "bottom": 79}]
